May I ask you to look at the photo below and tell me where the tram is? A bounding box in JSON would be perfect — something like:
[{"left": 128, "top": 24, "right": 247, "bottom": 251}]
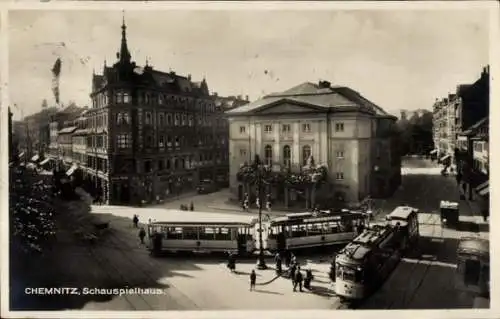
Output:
[
  {"left": 146, "top": 210, "right": 258, "bottom": 255},
  {"left": 266, "top": 210, "right": 366, "bottom": 252},
  {"left": 455, "top": 237, "right": 489, "bottom": 297},
  {"left": 334, "top": 224, "right": 403, "bottom": 300},
  {"left": 385, "top": 206, "right": 420, "bottom": 253}
]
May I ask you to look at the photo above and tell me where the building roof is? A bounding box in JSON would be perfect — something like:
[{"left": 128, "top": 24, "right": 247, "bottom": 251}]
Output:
[
  {"left": 461, "top": 116, "right": 488, "bottom": 135},
  {"left": 58, "top": 126, "right": 77, "bottom": 134},
  {"left": 226, "top": 81, "right": 393, "bottom": 118}
]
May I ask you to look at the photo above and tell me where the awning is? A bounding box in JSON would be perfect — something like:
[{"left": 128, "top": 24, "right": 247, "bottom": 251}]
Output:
[
  {"left": 66, "top": 164, "right": 78, "bottom": 176},
  {"left": 31, "top": 155, "right": 39, "bottom": 162},
  {"left": 430, "top": 150, "right": 438, "bottom": 154},
  {"left": 39, "top": 158, "right": 51, "bottom": 166},
  {"left": 476, "top": 181, "right": 489, "bottom": 196},
  {"left": 440, "top": 155, "right": 451, "bottom": 162}
]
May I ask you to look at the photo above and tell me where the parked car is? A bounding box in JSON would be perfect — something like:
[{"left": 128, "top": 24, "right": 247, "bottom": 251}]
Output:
[{"left": 196, "top": 179, "right": 218, "bottom": 194}]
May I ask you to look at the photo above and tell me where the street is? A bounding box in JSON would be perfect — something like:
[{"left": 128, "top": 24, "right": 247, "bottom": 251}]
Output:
[{"left": 13, "top": 158, "right": 488, "bottom": 310}]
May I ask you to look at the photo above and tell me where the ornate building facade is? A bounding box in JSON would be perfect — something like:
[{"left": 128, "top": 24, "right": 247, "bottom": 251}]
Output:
[
  {"left": 88, "top": 19, "right": 232, "bottom": 205},
  {"left": 226, "top": 81, "right": 401, "bottom": 207}
]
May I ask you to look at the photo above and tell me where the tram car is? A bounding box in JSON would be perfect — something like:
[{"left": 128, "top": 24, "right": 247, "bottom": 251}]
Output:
[
  {"left": 266, "top": 210, "right": 366, "bottom": 252},
  {"left": 334, "top": 224, "right": 405, "bottom": 300},
  {"left": 385, "top": 206, "right": 420, "bottom": 253},
  {"left": 147, "top": 209, "right": 258, "bottom": 255},
  {"left": 455, "top": 237, "right": 489, "bottom": 297}
]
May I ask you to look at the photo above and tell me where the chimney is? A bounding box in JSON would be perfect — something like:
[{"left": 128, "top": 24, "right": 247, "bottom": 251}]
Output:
[
  {"left": 318, "top": 80, "right": 331, "bottom": 88},
  {"left": 237, "top": 94, "right": 242, "bottom": 100},
  {"left": 213, "top": 92, "right": 218, "bottom": 97},
  {"left": 188, "top": 74, "right": 191, "bottom": 81},
  {"left": 245, "top": 95, "right": 249, "bottom": 101}
]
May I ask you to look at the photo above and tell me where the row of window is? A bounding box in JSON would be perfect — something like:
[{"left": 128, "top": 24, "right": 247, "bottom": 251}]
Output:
[
  {"left": 144, "top": 154, "right": 228, "bottom": 173},
  {"left": 240, "top": 145, "right": 345, "bottom": 166},
  {"left": 115, "top": 111, "right": 220, "bottom": 127},
  {"left": 116, "top": 134, "right": 226, "bottom": 149},
  {"left": 92, "top": 90, "right": 216, "bottom": 113},
  {"left": 242, "top": 122, "right": 346, "bottom": 135}
]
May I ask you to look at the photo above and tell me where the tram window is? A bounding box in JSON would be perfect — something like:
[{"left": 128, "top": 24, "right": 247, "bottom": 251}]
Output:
[
  {"left": 214, "top": 227, "right": 231, "bottom": 240},
  {"left": 268, "top": 227, "right": 276, "bottom": 239},
  {"left": 307, "top": 223, "right": 323, "bottom": 235},
  {"left": 200, "top": 227, "right": 215, "bottom": 240},
  {"left": 183, "top": 227, "right": 199, "bottom": 240},
  {"left": 166, "top": 227, "right": 182, "bottom": 239},
  {"left": 340, "top": 266, "right": 363, "bottom": 283}
]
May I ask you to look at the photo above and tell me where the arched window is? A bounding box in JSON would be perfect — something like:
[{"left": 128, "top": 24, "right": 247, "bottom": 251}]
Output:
[
  {"left": 302, "top": 145, "right": 311, "bottom": 165},
  {"left": 283, "top": 145, "right": 291, "bottom": 167},
  {"left": 264, "top": 145, "right": 273, "bottom": 166}
]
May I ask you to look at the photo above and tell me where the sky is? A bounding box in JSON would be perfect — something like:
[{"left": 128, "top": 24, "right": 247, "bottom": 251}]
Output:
[{"left": 9, "top": 9, "right": 490, "bottom": 120}]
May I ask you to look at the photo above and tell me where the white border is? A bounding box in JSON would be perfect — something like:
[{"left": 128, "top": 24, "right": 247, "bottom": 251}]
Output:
[{"left": 1, "top": 1, "right": 499, "bottom": 319}]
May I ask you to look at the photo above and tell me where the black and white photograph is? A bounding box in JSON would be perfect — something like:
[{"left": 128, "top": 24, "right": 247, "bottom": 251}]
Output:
[{"left": 4, "top": 2, "right": 496, "bottom": 317}]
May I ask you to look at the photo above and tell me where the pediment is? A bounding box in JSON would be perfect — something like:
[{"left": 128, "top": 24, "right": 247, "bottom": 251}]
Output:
[{"left": 255, "top": 102, "right": 322, "bottom": 114}]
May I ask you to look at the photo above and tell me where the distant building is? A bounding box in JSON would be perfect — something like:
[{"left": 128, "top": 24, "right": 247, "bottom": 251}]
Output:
[
  {"left": 226, "top": 80, "right": 401, "bottom": 206},
  {"left": 432, "top": 66, "right": 489, "bottom": 167}
]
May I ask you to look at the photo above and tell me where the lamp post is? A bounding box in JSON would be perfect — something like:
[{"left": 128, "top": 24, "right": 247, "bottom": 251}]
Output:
[{"left": 238, "top": 155, "right": 269, "bottom": 269}]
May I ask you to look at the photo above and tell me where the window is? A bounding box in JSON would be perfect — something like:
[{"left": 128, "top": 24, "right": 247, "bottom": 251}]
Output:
[
  {"left": 240, "top": 126, "right": 246, "bottom": 134},
  {"left": 159, "top": 113, "right": 165, "bottom": 127},
  {"left": 116, "top": 112, "right": 130, "bottom": 125},
  {"left": 282, "top": 124, "right": 291, "bottom": 133},
  {"left": 175, "top": 136, "right": 180, "bottom": 147},
  {"left": 336, "top": 172, "right": 344, "bottom": 180},
  {"left": 145, "top": 112, "right": 152, "bottom": 125},
  {"left": 283, "top": 145, "right": 291, "bottom": 167},
  {"left": 146, "top": 135, "right": 153, "bottom": 147},
  {"left": 117, "top": 134, "right": 131, "bottom": 149},
  {"left": 174, "top": 114, "right": 180, "bottom": 126},
  {"left": 240, "top": 149, "right": 247, "bottom": 157},
  {"left": 302, "top": 145, "right": 311, "bottom": 165},
  {"left": 188, "top": 114, "right": 194, "bottom": 126},
  {"left": 302, "top": 123, "right": 311, "bottom": 133},
  {"left": 166, "top": 114, "right": 172, "bottom": 125},
  {"left": 264, "top": 145, "right": 273, "bottom": 165},
  {"left": 166, "top": 136, "right": 172, "bottom": 147},
  {"left": 158, "top": 160, "right": 164, "bottom": 171},
  {"left": 182, "top": 114, "right": 187, "bottom": 126},
  {"left": 335, "top": 122, "right": 345, "bottom": 132},
  {"left": 336, "top": 151, "right": 344, "bottom": 158},
  {"left": 159, "top": 135, "right": 165, "bottom": 148},
  {"left": 166, "top": 158, "right": 171, "bottom": 170},
  {"left": 264, "top": 125, "right": 273, "bottom": 133}
]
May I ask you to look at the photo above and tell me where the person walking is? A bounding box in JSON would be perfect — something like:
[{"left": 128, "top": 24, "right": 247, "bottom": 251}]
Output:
[
  {"left": 275, "top": 252, "right": 282, "bottom": 275},
  {"left": 133, "top": 214, "right": 139, "bottom": 228},
  {"left": 290, "top": 262, "right": 297, "bottom": 285},
  {"left": 294, "top": 267, "right": 303, "bottom": 292},
  {"left": 250, "top": 270, "right": 257, "bottom": 291},
  {"left": 138, "top": 227, "right": 146, "bottom": 244},
  {"left": 189, "top": 201, "right": 194, "bottom": 211}
]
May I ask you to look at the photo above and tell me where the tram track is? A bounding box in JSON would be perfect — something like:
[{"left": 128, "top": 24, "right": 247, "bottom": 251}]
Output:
[
  {"left": 95, "top": 226, "right": 202, "bottom": 310},
  {"left": 386, "top": 210, "right": 443, "bottom": 309},
  {"left": 85, "top": 243, "right": 153, "bottom": 310}
]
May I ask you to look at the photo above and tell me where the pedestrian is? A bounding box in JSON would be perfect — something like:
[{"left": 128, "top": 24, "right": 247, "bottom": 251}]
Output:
[
  {"left": 190, "top": 201, "right": 194, "bottom": 211},
  {"left": 250, "top": 270, "right": 256, "bottom": 291},
  {"left": 256, "top": 197, "right": 260, "bottom": 210},
  {"left": 290, "top": 262, "right": 297, "bottom": 284},
  {"left": 304, "top": 269, "right": 313, "bottom": 290},
  {"left": 291, "top": 253, "right": 297, "bottom": 266},
  {"left": 294, "top": 267, "right": 303, "bottom": 292},
  {"left": 138, "top": 227, "right": 146, "bottom": 244},
  {"left": 275, "top": 252, "right": 282, "bottom": 275},
  {"left": 133, "top": 214, "right": 139, "bottom": 228}
]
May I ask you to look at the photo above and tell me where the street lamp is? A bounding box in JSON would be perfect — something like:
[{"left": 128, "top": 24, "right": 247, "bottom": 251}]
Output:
[{"left": 238, "top": 154, "right": 271, "bottom": 270}]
